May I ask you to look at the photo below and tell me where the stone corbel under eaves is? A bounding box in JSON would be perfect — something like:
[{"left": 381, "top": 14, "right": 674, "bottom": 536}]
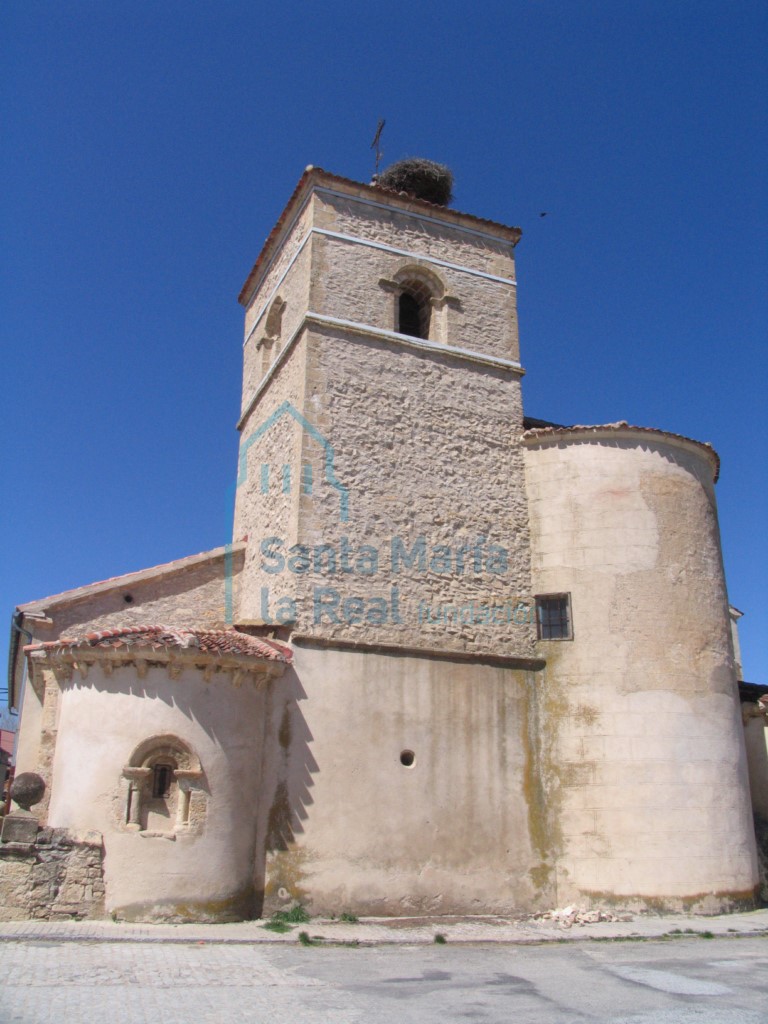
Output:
[{"left": 27, "top": 646, "right": 286, "bottom": 687}]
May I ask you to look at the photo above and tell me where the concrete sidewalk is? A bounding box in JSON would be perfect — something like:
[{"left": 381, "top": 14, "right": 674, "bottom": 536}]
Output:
[{"left": 0, "top": 908, "right": 766, "bottom": 946}]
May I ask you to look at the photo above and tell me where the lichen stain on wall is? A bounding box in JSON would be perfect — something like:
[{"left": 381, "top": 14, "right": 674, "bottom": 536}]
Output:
[
  {"left": 262, "top": 846, "right": 311, "bottom": 912},
  {"left": 522, "top": 667, "right": 560, "bottom": 903}
]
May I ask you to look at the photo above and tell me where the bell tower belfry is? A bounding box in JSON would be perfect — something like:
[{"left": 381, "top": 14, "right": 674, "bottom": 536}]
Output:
[{"left": 233, "top": 164, "right": 536, "bottom": 662}]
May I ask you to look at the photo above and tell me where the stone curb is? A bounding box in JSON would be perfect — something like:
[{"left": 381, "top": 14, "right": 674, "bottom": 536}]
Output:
[{"left": 0, "top": 909, "right": 766, "bottom": 946}]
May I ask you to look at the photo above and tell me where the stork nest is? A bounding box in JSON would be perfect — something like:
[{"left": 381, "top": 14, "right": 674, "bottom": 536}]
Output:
[{"left": 376, "top": 158, "right": 454, "bottom": 206}]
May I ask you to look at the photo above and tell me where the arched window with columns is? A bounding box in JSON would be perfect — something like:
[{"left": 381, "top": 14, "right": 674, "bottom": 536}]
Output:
[{"left": 122, "top": 735, "right": 205, "bottom": 838}]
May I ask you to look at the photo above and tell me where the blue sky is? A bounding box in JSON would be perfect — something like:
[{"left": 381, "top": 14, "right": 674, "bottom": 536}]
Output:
[{"left": 2, "top": 0, "right": 766, "bottom": 710}]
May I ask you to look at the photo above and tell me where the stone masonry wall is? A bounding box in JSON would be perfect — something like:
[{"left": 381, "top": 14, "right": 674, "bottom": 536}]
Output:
[
  {"left": 309, "top": 233, "right": 519, "bottom": 362},
  {"left": 235, "top": 334, "right": 308, "bottom": 625},
  {"left": 241, "top": 242, "right": 313, "bottom": 416},
  {"left": 243, "top": 323, "right": 536, "bottom": 658},
  {"left": 0, "top": 827, "right": 105, "bottom": 921},
  {"left": 242, "top": 200, "right": 313, "bottom": 337},
  {"left": 313, "top": 191, "right": 517, "bottom": 279},
  {"left": 26, "top": 549, "right": 244, "bottom": 643},
  {"left": 241, "top": 201, "right": 314, "bottom": 416},
  {"left": 235, "top": 178, "right": 531, "bottom": 652}
]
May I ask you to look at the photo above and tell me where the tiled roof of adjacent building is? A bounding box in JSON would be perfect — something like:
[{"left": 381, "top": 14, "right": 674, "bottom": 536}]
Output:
[
  {"left": 25, "top": 626, "right": 291, "bottom": 664},
  {"left": 521, "top": 420, "right": 720, "bottom": 482},
  {"left": 16, "top": 544, "right": 245, "bottom": 613},
  {"left": 739, "top": 681, "right": 768, "bottom": 706}
]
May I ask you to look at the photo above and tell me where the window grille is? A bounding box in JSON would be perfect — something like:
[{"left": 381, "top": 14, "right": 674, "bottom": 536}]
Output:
[{"left": 535, "top": 594, "right": 573, "bottom": 640}]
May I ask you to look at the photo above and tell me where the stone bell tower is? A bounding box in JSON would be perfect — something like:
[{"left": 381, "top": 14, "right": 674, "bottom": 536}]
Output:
[
  {"left": 231, "top": 163, "right": 551, "bottom": 917},
  {"left": 233, "top": 163, "right": 536, "bottom": 662}
]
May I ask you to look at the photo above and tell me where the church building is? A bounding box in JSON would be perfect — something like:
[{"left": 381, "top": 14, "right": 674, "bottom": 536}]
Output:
[{"left": 2, "top": 162, "right": 761, "bottom": 922}]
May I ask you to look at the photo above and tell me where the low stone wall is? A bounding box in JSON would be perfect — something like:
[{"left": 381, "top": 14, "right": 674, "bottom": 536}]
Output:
[{"left": 0, "top": 827, "right": 105, "bottom": 921}]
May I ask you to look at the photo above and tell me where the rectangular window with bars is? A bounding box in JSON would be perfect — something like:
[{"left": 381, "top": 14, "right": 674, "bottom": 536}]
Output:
[{"left": 535, "top": 594, "right": 573, "bottom": 640}]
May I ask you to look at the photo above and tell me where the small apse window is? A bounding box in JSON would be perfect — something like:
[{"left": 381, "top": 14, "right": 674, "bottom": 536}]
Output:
[
  {"left": 151, "top": 763, "right": 174, "bottom": 798},
  {"left": 400, "top": 750, "right": 415, "bottom": 767}
]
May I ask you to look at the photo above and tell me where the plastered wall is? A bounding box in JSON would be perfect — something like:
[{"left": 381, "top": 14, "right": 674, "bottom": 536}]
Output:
[
  {"left": 523, "top": 433, "right": 758, "bottom": 909},
  {"left": 43, "top": 662, "right": 269, "bottom": 921},
  {"left": 256, "top": 644, "right": 554, "bottom": 917}
]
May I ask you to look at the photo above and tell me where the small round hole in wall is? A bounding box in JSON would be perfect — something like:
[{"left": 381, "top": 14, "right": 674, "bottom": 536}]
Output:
[
  {"left": 400, "top": 749, "right": 415, "bottom": 768},
  {"left": 123, "top": 594, "right": 134, "bottom": 604}
]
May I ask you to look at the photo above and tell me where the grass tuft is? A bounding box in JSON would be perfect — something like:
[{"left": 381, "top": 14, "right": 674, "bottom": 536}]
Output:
[
  {"left": 272, "top": 904, "right": 310, "bottom": 925},
  {"left": 262, "top": 920, "right": 292, "bottom": 933}
]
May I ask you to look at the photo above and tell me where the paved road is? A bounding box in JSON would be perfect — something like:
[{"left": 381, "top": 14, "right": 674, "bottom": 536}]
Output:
[{"left": 0, "top": 935, "right": 766, "bottom": 1023}]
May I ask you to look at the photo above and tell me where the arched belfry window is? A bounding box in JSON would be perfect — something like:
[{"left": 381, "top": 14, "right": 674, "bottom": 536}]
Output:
[
  {"left": 386, "top": 266, "right": 449, "bottom": 343},
  {"left": 265, "top": 295, "right": 285, "bottom": 343},
  {"left": 259, "top": 295, "right": 286, "bottom": 376}
]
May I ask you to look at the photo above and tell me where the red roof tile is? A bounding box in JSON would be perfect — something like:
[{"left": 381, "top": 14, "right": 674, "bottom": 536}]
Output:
[{"left": 25, "top": 626, "right": 291, "bottom": 664}]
